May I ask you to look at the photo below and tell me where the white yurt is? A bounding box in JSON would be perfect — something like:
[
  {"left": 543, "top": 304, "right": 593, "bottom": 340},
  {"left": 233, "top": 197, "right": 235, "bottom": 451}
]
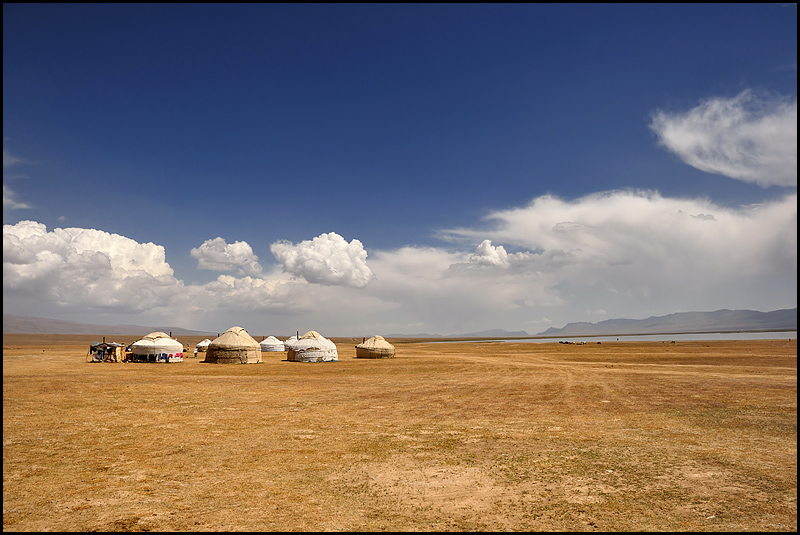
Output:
[
  {"left": 286, "top": 330, "right": 338, "bottom": 362},
  {"left": 203, "top": 326, "right": 262, "bottom": 364},
  {"left": 283, "top": 335, "right": 298, "bottom": 349},
  {"left": 191, "top": 338, "right": 212, "bottom": 358},
  {"left": 129, "top": 331, "right": 184, "bottom": 363},
  {"left": 259, "top": 335, "right": 285, "bottom": 352},
  {"left": 355, "top": 335, "right": 395, "bottom": 359}
]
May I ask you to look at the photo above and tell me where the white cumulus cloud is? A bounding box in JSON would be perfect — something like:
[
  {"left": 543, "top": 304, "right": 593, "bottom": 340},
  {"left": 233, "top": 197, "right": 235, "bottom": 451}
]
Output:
[
  {"left": 3, "top": 220, "right": 185, "bottom": 312},
  {"left": 650, "top": 90, "right": 797, "bottom": 187},
  {"left": 469, "top": 239, "right": 510, "bottom": 267},
  {"left": 270, "top": 232, "right": 375, "bottom": 288},
  {"left": 190, "top": 237, "right": 263, "bottom": 276}
]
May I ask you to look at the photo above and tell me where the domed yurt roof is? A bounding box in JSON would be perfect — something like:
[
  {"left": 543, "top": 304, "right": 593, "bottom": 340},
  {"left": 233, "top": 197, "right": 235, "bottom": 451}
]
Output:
[
  {"left": 130, "top": 331, "right": 184, "bottom": 354},
  {"left": 196, "top": 338, "right": 212, "bottom": 349},
  {"left": 287, "top": 330, "right": 338, "bottom": 362},
  {"left": 355, "top": 335, "right": 395, "bottom": 359},
  {"left": 259, "top": 335, "right": 285, "bottom": 352},
  {"left": 203, "top": 326, "right": 262, "bottom": 364}
]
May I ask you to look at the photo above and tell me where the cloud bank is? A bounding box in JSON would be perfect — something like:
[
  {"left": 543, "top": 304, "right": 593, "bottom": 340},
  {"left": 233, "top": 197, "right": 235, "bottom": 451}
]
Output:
[
  {"left": 3, "top": 220, "right": 186, "bottom": 313},
  {"left": 439, "top": 189, "right": 796, "bottom": 287},
  {"left": 3, "top": 185, "right": 796, "bottom": 335}
]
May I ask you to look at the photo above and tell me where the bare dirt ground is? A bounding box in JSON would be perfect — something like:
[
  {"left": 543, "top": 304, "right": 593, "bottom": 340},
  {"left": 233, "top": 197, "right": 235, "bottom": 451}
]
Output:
[{"left": 3, "top": 334, "right": 796, "bottom": 532}]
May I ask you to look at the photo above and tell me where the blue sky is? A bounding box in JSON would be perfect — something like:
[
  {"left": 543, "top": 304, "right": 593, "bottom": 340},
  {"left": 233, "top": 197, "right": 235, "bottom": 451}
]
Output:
[{"left": 3, "top": 4, "right": 797, "bottom": 336}]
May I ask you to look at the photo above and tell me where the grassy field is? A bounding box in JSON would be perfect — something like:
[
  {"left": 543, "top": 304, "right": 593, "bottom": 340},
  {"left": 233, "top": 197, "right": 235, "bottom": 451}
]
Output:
[{"left": 3, "top": 334, "right": 796, "bottom": 532}]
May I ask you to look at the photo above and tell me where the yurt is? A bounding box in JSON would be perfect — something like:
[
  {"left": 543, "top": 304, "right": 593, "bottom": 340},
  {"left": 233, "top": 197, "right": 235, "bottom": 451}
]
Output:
[
  {"left": 355, "top": 335, "right": 395, "bottom": 359},
  {"left": 286, "top": 330, "right": 338, "bottom": 362},
  {"left": 283, "top": 335, "right": 298, "bottom": 350},
  {"left": 129, "top": 331, "right": 184, "bottom": 363},
  {"left": 259, "top": 335, "right": 285, "bottom": 352},
  {"left": 191, "top": 338, "right": 212, "bottom": 358},
  {"left": 203, "top": 326, "right": 262, "bottom": 364}
]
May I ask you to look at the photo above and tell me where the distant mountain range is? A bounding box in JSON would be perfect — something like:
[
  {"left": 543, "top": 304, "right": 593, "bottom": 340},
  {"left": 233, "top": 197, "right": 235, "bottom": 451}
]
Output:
[
  {"left": 2, "top": 314, "right": 215, "bottom": 337},
  {"left": 387, "top": 308, "right": 797, "bottom": 338},
  {"left": 3, "top": 308, "right": 796, "bottom": 338},
  {"left": 535, "top": 308, "right": 797, "bottom": 337}
]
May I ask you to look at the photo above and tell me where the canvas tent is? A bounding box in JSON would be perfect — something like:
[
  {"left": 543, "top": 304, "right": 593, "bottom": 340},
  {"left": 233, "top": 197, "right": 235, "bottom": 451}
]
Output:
[
  {"left": 203, "top": 326, "right": 263, "bottom": 364},
  {"left": 129, "top": 331, "right": 184, "bottom": 363},
  {"left": 286, "top": 330, "right": 338, "bottom": 362},
  {"left": 259, "top": 335, "right": 285, "bottom": 352},
  {"left": 355, "top": 335, "right": 395, "bottom": 359}
]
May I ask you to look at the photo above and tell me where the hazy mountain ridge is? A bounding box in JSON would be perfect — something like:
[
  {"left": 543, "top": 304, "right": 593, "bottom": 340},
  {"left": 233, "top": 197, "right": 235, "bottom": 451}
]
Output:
[
  {"left": 2, "top": 314, "right": 215, "bottom": 337},
  {"left": 4, "top": 308, "right": 796, "bottom": 338},
  {"left": 537, "top": 308, "right": 797, "bottom": 337}
]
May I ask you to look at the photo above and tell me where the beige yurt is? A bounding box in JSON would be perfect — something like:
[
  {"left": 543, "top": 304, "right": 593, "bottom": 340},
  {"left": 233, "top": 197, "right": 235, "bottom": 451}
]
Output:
[
  {"left": 355, "top": 335, "right": 395, "bottom": 359},
  {"left": 259, "top": 335, "right": 285, "bottom": 352},
  {"left": 286, "top": 330, "right": 338, "bottom": 362},
  {"left": 129, "top": 331, "right": 185, "bottom": 363},
  {"left": 203, "top": 326, "right": 262, "bottom": 364}
]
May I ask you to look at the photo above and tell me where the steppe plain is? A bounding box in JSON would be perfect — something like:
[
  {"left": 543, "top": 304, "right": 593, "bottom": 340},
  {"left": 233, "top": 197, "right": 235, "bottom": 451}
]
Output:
[{"left": 3, "top": 333, "right": 797, "bottom": 532}]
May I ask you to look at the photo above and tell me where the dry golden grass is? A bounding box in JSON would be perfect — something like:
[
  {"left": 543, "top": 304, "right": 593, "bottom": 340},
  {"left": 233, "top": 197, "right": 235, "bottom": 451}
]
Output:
[{"left": 3, "top": 334, "right": 797, "bottom": 532}]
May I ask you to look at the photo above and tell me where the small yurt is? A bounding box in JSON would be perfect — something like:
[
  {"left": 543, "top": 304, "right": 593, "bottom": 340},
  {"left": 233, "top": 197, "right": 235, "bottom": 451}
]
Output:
[
  {"left": 286, "top": 330, "right": 338, "bottom": 362},
  {"left": 355, "top": 335, "right": 395, "bottom": 359},
  {"left": 196, "top": 338, "right": 212, "bottom": 351},
  {"left": 259, "top": 335, "right": 285, "bottom": 352},
  {"left": 203, "top": 326, "right": 262, "bottom": 364},
  {"left": 129, "top": 331, "right": 184, "bottom": 363},
  {"left": 283, "top": 335, "right": 298, "bottom": 350}
]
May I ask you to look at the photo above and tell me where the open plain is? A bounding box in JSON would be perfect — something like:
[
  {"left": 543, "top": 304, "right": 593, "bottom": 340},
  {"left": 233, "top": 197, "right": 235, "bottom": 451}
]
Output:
[{"left": 3, "top": 334, "right": 797, "bottom": 532}]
